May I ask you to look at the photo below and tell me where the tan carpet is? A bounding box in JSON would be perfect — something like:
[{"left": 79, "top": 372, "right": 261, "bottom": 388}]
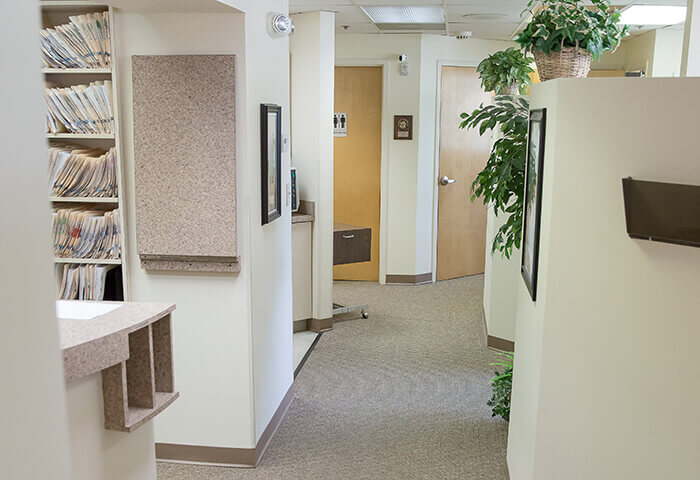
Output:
[{"left": 158, "top": 276, "right": 509, "bottom": 480}]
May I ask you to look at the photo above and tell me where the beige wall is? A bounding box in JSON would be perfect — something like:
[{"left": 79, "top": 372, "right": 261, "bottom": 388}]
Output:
[
  {"left": 508, "top": 78, "right": 700, "bottom": 479},
  {"left": 593, "top": 28, "right": 684, "bottom": 76},
  {"left": 0, "top": 1, "right": 72, "bottom": 479}
]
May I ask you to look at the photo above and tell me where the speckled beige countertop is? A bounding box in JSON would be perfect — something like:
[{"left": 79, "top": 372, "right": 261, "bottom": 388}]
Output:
[{"left": 59, "top": 301, "right": 175, "bottom": 382}]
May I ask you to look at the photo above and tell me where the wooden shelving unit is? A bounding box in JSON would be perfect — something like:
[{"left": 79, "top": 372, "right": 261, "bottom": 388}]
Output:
[
  {"left": 42, "top": 1, "right": 129, "bottom": 301},
  {"left": 55, "top": 258, "right": 122, "bottom": 265},
  {"left": 42, "top": 67, "right": 112, "bottom": 74},
  {"left": 50, "top": 196, "right": 119, "bottom": 204},
  {"left": 46, "top": 133, "right": 115, "bottom": 139}
]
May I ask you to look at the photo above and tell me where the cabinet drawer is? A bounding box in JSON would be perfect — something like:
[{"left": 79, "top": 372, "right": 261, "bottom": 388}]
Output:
[{"left": 333, "top": 227, "right": 371, "bottom": 265}]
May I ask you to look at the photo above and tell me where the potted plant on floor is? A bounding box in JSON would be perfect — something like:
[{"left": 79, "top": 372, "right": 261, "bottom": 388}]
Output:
[
  {"left": 477, "top": 47, "right": 535, "bottom": 95},
  {"left": 516, "top": 0, "right": 628, "bottom": 80},
  {"left": 487, "top": 352, "right": 513, "bottom": 421}
]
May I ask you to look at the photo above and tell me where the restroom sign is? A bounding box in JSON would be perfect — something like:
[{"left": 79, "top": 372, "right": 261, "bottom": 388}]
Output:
[{"left": 334, "top": 113, "right": 347, "bottom": 137}]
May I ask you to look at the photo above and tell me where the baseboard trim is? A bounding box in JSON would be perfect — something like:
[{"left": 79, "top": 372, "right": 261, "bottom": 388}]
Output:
[
  {"left": 293, "top": 319, "right": 310, "bottom": 332},
  {"left": 385, "top": 272, "right": 432, "bottom": 285},
  {"left": 487, "top": 335, "right": 515, "bottom": 352},
  {"left": 156, "top": 384, "right": 295, "bottom": 467},
  {"left": 254, "top": 383, "right": 295, "bottom": 464},
  {"left": 481, "top": 306, "right": 515, "bottom": 352},
  {"left": 308, "top": 317, "right": 332, "bottom": 332}
]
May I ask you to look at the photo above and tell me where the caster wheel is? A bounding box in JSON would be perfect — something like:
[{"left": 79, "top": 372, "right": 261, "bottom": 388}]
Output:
[{"left": 362, "top": 311, "right": 369, "bottom": 319}]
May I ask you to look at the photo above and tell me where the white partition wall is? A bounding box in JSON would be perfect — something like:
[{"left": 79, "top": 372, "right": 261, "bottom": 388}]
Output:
[
  {"left": 290, "top": 11, "right": 335, "bottom": 327},
  {"left": 507, "top": 78, "right": 700, "bottom": 480}
]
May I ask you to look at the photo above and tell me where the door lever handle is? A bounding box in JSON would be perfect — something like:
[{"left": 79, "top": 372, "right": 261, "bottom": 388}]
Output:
[{"left": 440, "top": 175, "right": 456, "bottom": 186}]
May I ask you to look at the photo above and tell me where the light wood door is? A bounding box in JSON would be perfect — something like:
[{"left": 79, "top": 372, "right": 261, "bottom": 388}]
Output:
[
  {"left": 436, "top": 66, "right": 491, "bottom": 281},
  {"left": 333, "top": 66, "right": 382, "bottom": 281}
]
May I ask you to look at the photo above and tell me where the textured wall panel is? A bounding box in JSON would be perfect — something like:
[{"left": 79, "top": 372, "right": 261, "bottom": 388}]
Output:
[{"left": 132, "top": 55, "right": 238, "bottom": 272}]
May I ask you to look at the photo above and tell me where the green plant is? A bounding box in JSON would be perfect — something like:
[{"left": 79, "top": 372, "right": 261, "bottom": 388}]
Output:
[
  {"left": 516, "top": 0, "right": 628, "bottom": 60},
  {"left": 460, "top": 96, "right": 529, "bottom": 258},
  {"left": 487, "top": 352, "right": 513, "bottom": 422},
  {"left": 477, "top": 47, "right": 535, "bottom": 95}
]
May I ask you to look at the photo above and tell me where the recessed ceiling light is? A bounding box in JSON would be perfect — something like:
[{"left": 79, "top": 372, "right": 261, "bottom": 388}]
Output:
[
  {"left": 462, "top": 14, "right": 509, "bottom": 22},
  {"left": 360, "top": 5, "right": 445, "bottom": 24},
  {"left": 619, "top": 5, "right": 687, "bottom": 25}
]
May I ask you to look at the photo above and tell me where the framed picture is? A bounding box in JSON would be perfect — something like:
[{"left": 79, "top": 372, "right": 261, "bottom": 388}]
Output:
[
  {"left": 521, "top": 108, "right": 546, "bottom": 301},
  {"left": 260, "top": 103, "right": 282, "bottom": 225}
]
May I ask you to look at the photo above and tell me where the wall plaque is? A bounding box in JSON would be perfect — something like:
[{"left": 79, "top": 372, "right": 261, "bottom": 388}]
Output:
[{"left": 394, "top": 115, "right": 413, "bottom": 140}]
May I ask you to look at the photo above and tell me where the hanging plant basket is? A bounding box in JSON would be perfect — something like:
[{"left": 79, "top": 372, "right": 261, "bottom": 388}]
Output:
[
  {"left": 495, "top": 82, "right": 521, "bottom": 96},
  {"left": 533, "top": 47, "right": 592, "bottom": 81}
]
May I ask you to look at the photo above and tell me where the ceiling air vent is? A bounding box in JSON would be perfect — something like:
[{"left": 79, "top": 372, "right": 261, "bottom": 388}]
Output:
[
  {"left": 375, "top": 23, "right": 445, "bottom": 32},
  {"left": 360, "top": 5, "right": 445, "bottom": 32}
]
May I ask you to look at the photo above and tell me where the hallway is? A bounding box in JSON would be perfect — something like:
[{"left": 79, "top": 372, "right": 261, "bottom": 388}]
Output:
[{"left": 158, "top": 276, "right": 508, "bottom": 480}]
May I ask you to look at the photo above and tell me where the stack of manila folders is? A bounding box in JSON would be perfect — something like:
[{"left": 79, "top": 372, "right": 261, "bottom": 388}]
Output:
[
  {"left": 49, "top": 146, "right": 117, "bottom": 198},
  {"left": 45, "top": 81, "right": 114, "bottom": 135},
  {"left": 40, "top": 11, "right": 111, "bottom": 69}
]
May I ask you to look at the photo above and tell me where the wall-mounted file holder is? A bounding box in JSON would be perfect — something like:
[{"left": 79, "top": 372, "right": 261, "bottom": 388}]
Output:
[
  {"left": 622, "top": 177, "right": 700, "bottom": 248},
  {"left": 132, "top": 55, "right": 239, "bottom": 272}
]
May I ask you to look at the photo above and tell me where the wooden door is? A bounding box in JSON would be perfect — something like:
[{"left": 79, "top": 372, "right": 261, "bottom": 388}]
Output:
[
  {"left": 436, "top": 66, "right": 491, "bottom": 281},
  {"left": 333, "top": 66, "right": 382, "bottom": 281}
]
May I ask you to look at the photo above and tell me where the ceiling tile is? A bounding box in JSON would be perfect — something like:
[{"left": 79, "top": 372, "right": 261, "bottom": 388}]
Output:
[
  {"left": 448, "top": 21, "right": 522, "bottom": 40},
  {"left": 335, "top": 23, "right": 380, "bottom": 34},
  {"left": 291, "top": 5, "right": 370, "bottom": 24}
]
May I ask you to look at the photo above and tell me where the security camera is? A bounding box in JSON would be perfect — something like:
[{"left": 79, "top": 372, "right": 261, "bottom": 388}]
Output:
[{"left": 398, "top": 54, "right": 408, "bottom": 62}]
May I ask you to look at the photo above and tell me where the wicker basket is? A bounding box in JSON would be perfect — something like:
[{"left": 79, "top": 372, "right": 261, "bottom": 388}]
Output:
[
  {"left": 534, "top": 47, "right": 592, "bottom": 81},
  {"left": 495, "top": 82, "right": 520, "bottom": 96}
]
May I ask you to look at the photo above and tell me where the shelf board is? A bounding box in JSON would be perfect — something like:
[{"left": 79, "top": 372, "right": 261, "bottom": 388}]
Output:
[
  {"left": 119, "top": 392, "right": 180, "bottom": 433},
  {"left": 50, "top": 196, "right": 119, "bottom": 204},
  {"left": 47, "top": 133, "right": 114, "bottom": 139},
  {"left": 41, "top": 1, "right": 109, "bottom": 11},
  {"left": 54, "top": 258, "right": 121, "bottom": 265},
  {"left": 43, "top": 67, "right": 112, "bottom": 74}
]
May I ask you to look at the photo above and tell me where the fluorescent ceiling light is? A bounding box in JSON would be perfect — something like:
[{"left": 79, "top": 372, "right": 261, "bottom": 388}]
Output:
[
  {"left": 360, "top": 5, "right": 445, "bottom": 24},
  {"left": 619, "top": 5, "right": 687, "bottom": 25}
]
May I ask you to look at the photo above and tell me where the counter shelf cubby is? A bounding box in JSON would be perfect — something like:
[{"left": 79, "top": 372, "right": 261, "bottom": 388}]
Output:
[{"left": 59, "top": 302, "right": 178, "bottom": 432}]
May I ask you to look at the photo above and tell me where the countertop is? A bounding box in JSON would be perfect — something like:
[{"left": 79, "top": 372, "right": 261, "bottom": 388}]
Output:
[{"left": 58, "top": 301, "right": 175, "bottom": 382}]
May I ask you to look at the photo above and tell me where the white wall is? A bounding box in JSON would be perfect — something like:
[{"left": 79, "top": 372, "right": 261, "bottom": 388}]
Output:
[
  {"left": 229, "top": 0, "right": 295, "bottom": 440},
  {"left": 0, "top": 2, "right": 72, "bottom": 479},
  {"left": 508, "top": 78, "right": 700, "bottom": 480},
  {"left": 335, "top": 34, "right": 515, "bottom": 278},
  {"left": 682, "top": 0, "right": 700, "bottom": 75},
  {"left": 116, "top": 8, "right": 256, "bottom": 449},
  {"left": 482, "top": 210, "right": 520, "bottom": 343},
  {"left": 336, "top": 34, "right": 423, "bottom": 277},
  {"left": 117, "top": 0, "right": 294, "bottom": 449},
  {"left": 290, "top": 11, "right": 335, "bottom": 322},
  {"left": 653, "top": 29, "right": 684, "bottom": 77},
  {"left": 66, "top": 375, "right": 156, "bottom": 480},
  {"left": 593, "top": 28, "right": 684, "bottom": 77},
  {"left": 623, "top": 30, "right": 657, "bottom": 74}
]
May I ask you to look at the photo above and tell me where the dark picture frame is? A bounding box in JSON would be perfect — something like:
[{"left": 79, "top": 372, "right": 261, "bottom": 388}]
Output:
[
  {"left": 521, "top": 108, "right": 546, "bottom": 301},
  {"left": 260, "top": 103, "right": 282, "bottom": 225}
]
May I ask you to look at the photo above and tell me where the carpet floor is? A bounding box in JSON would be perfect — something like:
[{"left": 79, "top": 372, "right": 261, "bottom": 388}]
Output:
[{"left": 158, "top": 276, "right": 509, "bottom": 480}]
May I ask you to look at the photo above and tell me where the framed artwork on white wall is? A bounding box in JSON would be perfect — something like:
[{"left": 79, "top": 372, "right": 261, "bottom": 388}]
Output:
[
  {"left": 521, "top": 108, "right": 546, "bottom": 301},
  {"left": 261, "top": 103, "right": 282, "bottom": 225}
]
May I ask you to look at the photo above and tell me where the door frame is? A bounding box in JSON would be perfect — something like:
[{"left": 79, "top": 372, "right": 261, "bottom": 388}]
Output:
[
  {"left": 334, "top": 59, "right": 391, "bottom": 284},
  {"left": 430, "top": 60, "right": 482, "bottom": 283}
]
